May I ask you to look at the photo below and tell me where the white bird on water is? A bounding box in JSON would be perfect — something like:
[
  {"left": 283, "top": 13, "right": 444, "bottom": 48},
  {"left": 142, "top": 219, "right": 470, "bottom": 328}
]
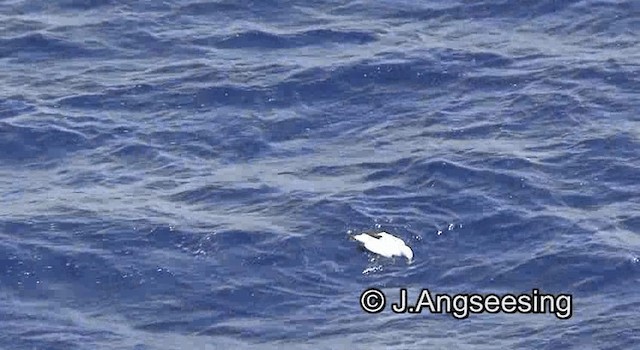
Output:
[{"left": 351, "top": 231, "right": 414, "bottom": 263}]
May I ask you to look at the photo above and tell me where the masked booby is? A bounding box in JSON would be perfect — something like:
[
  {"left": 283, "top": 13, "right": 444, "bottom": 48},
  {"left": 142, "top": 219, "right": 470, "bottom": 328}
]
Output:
[{"left": 351, "top": 231, "right": 413, "bottom": 262}]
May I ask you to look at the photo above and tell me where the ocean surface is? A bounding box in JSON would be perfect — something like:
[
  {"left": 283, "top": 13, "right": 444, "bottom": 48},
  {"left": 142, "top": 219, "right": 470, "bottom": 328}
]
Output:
[{"left": 1, "top": 0, "right": 639, "bottom": 349}]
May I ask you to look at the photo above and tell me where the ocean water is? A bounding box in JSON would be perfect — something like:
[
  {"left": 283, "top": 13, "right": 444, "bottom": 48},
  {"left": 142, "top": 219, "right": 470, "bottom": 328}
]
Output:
[{"left": 1, "top": 0, "right": 639, "bottom": 349}]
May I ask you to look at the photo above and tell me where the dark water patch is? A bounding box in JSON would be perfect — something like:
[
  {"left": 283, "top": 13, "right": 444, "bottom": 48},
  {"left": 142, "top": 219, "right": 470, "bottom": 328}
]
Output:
[
  {"left": 136, "top": 319, "right": 201, "bottom": 334},
  {"left": 619, "top": 216, "right": 640, "bottom": 233},
  {"left": 144, "top": 62, "right": 211, "bottom": 76},
  {"left": 363, "top": 159, "right": 418, "bottom": 182},
  {"left": 559, "top": 188, "right": 636, "bottom": 210},
  {"left": 173, "top": 0, "right": 310, "bottom": 23},
  {"left": 370, "top": 158, "right": 551, "bottom": 208},
  {"left": 189, "top": 58, "right": 460, "bottom": 108},
  {"left": 0, "top": 122, "right": 90, "bottom": 164},
  {"left": 210, "top": 229, "right": 277, "bottom": 251},
  {"left": 462, "top": 73, "right": 534, "bottom": 92},
  {"left": 473, "top": 155, "right": 541, "bottom": 173},
  {"left": 87, "top": 24, "right": 205, "bottom": 58},
  {"left": 388, "top": 0, "right": 581, "bottom": 21},
  {"left": 302, "top": 199, "right": 371, "bottom": 228},
  {"left": 0, "top": 238, "right": 134, "bottom": 303},
  {"left": 57, "top": 94, "right": 121, "bottom": 110},
  {"left": 193, "top": 85, "right": 269, "bottom": 107},
  {"left": 598, "top": 163, "right": 640, "bottom": 188},
  {"left": 142, "top": 226, "right": 197, "bottom": 253},
  {"left": 0, "top": 97, "right": 36, "bottom": 120},
  {"left": 145, "top": 131, "right": 219, "bottom": 159},
  {"left": 108, "top": 28, "right": 163, "bottom": 51},
  {"left": 197, "top": 29, "right": 377, "bottom": 50},
  {"left": 0, "top": 32, "right": 100, "bottom": 61},
  {"left": 0, "top": 220, "right": 204, "bottom": 313},
  {"left": 272, "top": 60, "right": 459, "bottom": 104},
  {"left": 386, "top": 6, "right": 454, "bottom": 21},
  {"left": 0, "top": 18, "right": 48, "bottom": 36},
  {"left": 58, "top": 169, "right": 108, "bottom": 187},
  {"left": 147, "top": 123, "right": 271, "bottom": 162},
  {"left": 569, "top": 134, "right": 639, "bottom": 161},
  {"left": 556, "top": 0, "right": 639, "bottom": 36},
  {"left": 491, "top": 251, "right": 639, "bottom": 294},
  {"left": 14, "top": 327, "right": 117, "bottom": 350},
  {"left": 500, "top": 92, "right": 587, "bottom": 130},
  {"left": 434, "top": 48, "right": 514, "bottom": 68},
  {"left": 431, "top": 214, "right": 593, "bottom": 288},
  {"left": 143, "top": 179, "right": 182, "bottom": 191},
  {"left": 7, "top": 0, "right": 115, "bottom": 12},
  {"left": 56, "top": 83, "right": 162, "bottom": 111},
  {"left": 57, "top": 0, "right": 114, "bottom": 10},
  {"left": 168, "top": 185, "right": 278, "bottom": 206},
  {"left": 305, "top": 164, "right": 364, "bottom": 178},
  {"left": 467, "top": 0, "right": 581, "bottom": 19},
  {"left": 262, "top": 116, "right": 311, "bottom": 142},
  {"left": 108, "top": 143, "right": 166, "bottom": 166},
  {"left": 173, "top": 228, "right": 282, "bottom": 262},
  {"left": 549, "top": 65, "right": 640, "bottom": 91},
  {"left": 196, "top": 322, "right": 267, "bottom": 339},
  {"left": 177, "top": 1, "right": 244, "bottom": 15},
  {"left": 417, "top": 123, "right": 502, "bottom": 140}
]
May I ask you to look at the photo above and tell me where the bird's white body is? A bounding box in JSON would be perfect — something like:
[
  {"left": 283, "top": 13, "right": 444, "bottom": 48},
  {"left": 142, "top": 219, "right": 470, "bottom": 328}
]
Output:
[{"left": 352, "top": 231, "right": 413, "bottom": 262}]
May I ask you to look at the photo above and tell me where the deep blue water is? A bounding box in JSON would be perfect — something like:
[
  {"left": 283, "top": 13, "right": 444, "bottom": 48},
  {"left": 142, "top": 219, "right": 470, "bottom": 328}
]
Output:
[{"left": 1, "top": 0, "right": 639, "bottom": 349}]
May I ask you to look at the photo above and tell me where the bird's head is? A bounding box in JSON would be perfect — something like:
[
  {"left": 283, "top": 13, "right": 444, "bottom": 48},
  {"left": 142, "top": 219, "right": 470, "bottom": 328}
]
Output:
[{"left": 401, "top": 245, "right": 414, "bottom": 263}]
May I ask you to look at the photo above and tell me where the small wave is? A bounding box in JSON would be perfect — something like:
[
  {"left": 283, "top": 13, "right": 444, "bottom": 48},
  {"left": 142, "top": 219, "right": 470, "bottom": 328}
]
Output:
[
  {"left": 0, "top": 33, "right": 101, "bottom": 61},
  {"left": 0, "top": 122, "right": 89, "bottom": 163},
  {"left": 197, "top": 29, "right": 377, "bottom": 50}
]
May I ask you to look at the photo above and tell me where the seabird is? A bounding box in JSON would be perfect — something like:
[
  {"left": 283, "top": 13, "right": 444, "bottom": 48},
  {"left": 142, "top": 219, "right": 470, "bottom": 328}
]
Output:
[{"left": 351, "top": 231, "right": 414, "bottom": 262}]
